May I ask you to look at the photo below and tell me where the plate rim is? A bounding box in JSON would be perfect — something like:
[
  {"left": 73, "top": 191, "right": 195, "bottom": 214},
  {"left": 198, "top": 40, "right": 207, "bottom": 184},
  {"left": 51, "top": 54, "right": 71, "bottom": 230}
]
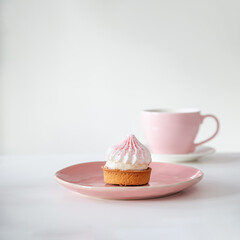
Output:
[{"left": 55, "top": 161, "right": 204, "bottom": 191}]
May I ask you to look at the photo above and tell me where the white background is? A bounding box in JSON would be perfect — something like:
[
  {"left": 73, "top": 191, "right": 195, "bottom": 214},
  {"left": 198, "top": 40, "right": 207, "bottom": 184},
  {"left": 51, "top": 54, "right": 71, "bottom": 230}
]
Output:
[{"left": 1, "top": 0, "right": 240, "bottom": 155}]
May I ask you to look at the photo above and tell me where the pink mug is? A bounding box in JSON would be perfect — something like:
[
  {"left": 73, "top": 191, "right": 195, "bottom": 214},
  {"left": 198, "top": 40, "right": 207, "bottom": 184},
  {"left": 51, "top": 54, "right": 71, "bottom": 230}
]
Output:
[{"left": 142, "top": 108, "right": 220, "bottom": 154}]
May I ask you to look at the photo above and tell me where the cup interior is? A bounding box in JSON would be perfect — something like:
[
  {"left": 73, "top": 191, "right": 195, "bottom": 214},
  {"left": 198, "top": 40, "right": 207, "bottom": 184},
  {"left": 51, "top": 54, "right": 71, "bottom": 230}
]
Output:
[{"left": 143, "top": 108, "right": 200, "bottom": 114}]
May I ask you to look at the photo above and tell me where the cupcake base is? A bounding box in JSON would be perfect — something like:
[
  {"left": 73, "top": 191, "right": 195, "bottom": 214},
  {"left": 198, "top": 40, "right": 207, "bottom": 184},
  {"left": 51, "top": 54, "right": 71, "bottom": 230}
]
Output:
[{"left": 102, "top": 167, "right": 152, "bottom": 186}]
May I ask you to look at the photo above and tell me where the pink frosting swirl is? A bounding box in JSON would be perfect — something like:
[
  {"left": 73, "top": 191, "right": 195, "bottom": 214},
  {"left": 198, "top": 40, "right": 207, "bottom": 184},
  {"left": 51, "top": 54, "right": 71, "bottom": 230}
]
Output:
[{"left": 106, "top": 134, "right": 152, "bottom": 165}]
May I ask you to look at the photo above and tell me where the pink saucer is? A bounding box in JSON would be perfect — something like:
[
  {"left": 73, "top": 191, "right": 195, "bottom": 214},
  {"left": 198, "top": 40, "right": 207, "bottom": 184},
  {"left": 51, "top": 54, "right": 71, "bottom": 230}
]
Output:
[{"left": 55, "top": 162, "right": 203, "bottom": 200}]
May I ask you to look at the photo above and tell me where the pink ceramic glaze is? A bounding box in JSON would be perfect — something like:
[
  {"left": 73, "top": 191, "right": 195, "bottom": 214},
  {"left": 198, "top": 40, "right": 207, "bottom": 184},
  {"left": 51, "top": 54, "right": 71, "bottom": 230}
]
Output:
[
  {"left": 55, "top": 161, "right": 203, "bottom": 200},
  {"left": 142, "top": 108, "right": 220, "bottom": 154}
]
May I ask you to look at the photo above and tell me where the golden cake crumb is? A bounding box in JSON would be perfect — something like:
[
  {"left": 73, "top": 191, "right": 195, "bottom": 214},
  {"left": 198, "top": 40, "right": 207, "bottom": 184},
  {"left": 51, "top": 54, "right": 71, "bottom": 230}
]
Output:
[{"left": 102, "top": 167, "right": 152, "bottom": 186}]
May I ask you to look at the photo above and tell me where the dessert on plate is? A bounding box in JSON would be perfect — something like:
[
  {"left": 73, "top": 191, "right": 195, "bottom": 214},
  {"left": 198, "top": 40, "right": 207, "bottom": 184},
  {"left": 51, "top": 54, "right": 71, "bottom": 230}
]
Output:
[{"left": 102, "top": 134, "right": 152, "bottom": 186}]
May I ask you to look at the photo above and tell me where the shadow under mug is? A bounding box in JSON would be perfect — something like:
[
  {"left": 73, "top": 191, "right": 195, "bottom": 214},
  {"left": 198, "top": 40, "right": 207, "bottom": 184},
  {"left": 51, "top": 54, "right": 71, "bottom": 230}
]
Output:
[{"left": 142, "top": 108, "right": 220, "bottom": 154}]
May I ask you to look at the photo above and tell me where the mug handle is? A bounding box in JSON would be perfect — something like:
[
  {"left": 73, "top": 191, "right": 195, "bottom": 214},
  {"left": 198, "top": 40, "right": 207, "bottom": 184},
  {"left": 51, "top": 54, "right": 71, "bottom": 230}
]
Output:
[{"left": 194, "top": 114, "right": 220, "bottom": 147}]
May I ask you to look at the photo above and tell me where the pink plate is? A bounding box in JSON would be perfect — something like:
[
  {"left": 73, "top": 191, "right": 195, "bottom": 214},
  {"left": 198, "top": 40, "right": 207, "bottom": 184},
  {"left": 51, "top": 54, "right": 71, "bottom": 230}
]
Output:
[{"left": 55, "top": 162, "right": 203, "bottom": 200}]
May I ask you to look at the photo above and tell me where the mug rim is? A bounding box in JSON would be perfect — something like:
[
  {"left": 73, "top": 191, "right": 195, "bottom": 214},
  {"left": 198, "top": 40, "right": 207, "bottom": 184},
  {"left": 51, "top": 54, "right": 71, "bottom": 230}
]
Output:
[{"left": 142, "top": 108, "right": 200, "bottom": 114}]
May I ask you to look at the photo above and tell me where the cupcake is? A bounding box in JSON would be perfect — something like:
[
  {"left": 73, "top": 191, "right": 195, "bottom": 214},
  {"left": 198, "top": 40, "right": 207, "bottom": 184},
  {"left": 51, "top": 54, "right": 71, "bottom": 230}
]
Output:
[{"left": 102, "top": 134, "right": 152, "bottom": 186}]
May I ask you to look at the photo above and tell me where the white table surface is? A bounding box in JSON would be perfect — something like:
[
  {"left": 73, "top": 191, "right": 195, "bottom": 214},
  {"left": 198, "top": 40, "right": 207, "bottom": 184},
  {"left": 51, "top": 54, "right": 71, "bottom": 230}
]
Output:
[{"left": 1, "top": 153, "right": 240, "bottom": 240}]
